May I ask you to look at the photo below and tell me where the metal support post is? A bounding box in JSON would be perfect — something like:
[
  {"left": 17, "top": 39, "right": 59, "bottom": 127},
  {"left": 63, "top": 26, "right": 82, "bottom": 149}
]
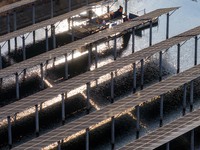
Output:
[
  {"left": 51, "top": 0, "right": 54, "bottom": 18},
  {"left": 52, "top": 25, "right": 56, "bottom": 49},
  {"left": 71, "top": 18, "right": 74, "bottom": 41},
  {"left": 111, "top": 72, "right": 114, "bottom": 103},
  {"left": 183, "top": 84, "right": 187, "bottom": 116},
  {"left": 111, "top": 116, "right": 115, "bottom": 150},
  {"left": 0, "top": 45, "right": 2, "bottom": 69},
  {"left": 140, "top": 59, "right": 144, "bottom": 90},
  {"left": 33, "top": 31, "right": 36, "bottom": 44},
  {"left": 194, "top": 36, "right": 198, "bottom": 65},
  {"left": 8, "top": 40, "right": 11, "bottom": 54},
  {"left": 13, "top": 11, "right": 17, "bottom": 30},
  {"left": 132, "top": 28, "right": 135, "bottom": 53},
  {"left": 15, "top": 72, "right": 19, "bottom": 99},
  {"left": 45, "top": 27, "right": 49, "bottom": 51},
  {"left": 107, "top": 5, "right": 109, "bottom": 13},
  {"left": 190, "top": 80, "right": 194, "bottom": 112},
  {"left": 57, "top": 141, "right": 61, "bottom": 150},
  {"left": 40, "top": 63, "right": 44, "bottom": 89},
  {"left": 166, "top": 142, "right": 170, "bottom": 150},
  {"left": 14, "top": 37, "right": 17, "bottom": 51},
  {"left": 86, "top": 0, "right": 88, "bottom": 5},
  {"left": 23, "top": 69, "right": 27, "bottom": 81},
  {"left": 61, "top": 93, "right": 65, "bottom": 124},
  {"left": 125, "top": 0, "right": 128, "bottom": 14},
  {"left": 177, "top": 43, "right": 180, "bottom": 74},
  {"left": 7, "top": 13, "right": 10, "bottom": 33},
  {"left": 133, "top": 63, "right": 136, "bottom": 93},
  {"left": 190, "top": 129, "right": 194, "bottom": 150},
  {"left": 160, "top": 95, "right": 164, "bottom": 127},
  {"left": 32, "top": 4, "right": 36, "bottom": 24},
  {"left": 68, "top": 0, "right": 71, "bottom": 12},
  {"left": 86, "top": 128, "right": 89, "bottom": 150},
  {"left": 35, "top": 104, "right": 39, "bottom": 136},
  {"left": 88, "top": 45, "right": 92, "bottom": 71},
  {"left": 64, "top": 53, "right": 68, "bottom": 80},
  {"left": 113, "top": 36, "right": 117, "bottom": 60},
  {"left": 166, "top": 13, "right": 169, "bottom": 39},
  {"left": 159, "top": 51, "right": 163, "bottom": 81},
  {"left": 149, "top": 20, "right": 152, "bottom": 46},
  {"left": 22, "top": 36, "right": 26, "bottom": 60},
  {"left": 86, "top": 82, "right": 91, "bottom": 114},
  {"left": 7, "top": 116, "right": 12, "bottom": 148},
  {"left": 0, "top": 78, "right": 2, "bottom": 89},
  {"left": 136, "top": 105, "right": 140, "bottom": 139},
  {"left": 95, "top": 44, "right": 98, "bottom": 69}
]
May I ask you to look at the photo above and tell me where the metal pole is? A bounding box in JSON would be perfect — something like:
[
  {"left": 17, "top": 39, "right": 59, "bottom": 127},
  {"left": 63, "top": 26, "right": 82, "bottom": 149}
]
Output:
[
  {"left": 61, "top": 93, "right": 65, "bottom": 124},
  {"left": 190, "top": 129, "right": 194, "bottom": 150},
  {"left": 86, "top": 128, "right": 89, "bottom": 150},
  {"left": 8, "top": 40, "right": 11, "bottom": 54},
  {"left": 45, "top": 27, "right": 49, "bottom": 51},
  {"left": 33, "top": 31, "right": 36, "bottom": 45},
  {"left": 88, "top": 45, "right": 92, "bottom": 71},
  {"left": 190, "top": 80, "right": 194, "bottom": 112},
  {"left": 86, "top": 82, "right": 90, "bottom": 114},
  {"left": 166, "top": 142, "right": 170, "bottom": 150},
  {"left": 177, "top": 43, "right": 180, "bottom": 74},
  {"left": 57, "top": 141, "right": 61, "bottom": 150},
  {"left": 159, "top": 51, "right": 163, "bottom": 81},
  {"left": 32, "top": 4, "right": 36, "bottom": 24},
  {"left": 95, "top": 44, "right": 98, "bottom": 69},
  {"left": 132, "top": 27, "right": 135, "bottom": 53},
  {"left": 166, "top": 13, "right": 169, "bottom": 39},
  {"left": 35, "top": 104, "right": 39, "bottom": 136},
  {"left": 71, "top": 18, "right": 74, "bottom": 41},
  {"left": 40, "top": 63, "right": 44, "bottom": 89},
  {"left": 160, "top": 95, "right": 164, "bottom": 127},
  {"left": 149, "top": 20, "right": 152, "bottom": 46},
  {"left": 107, "top": 5, "right": 109, "bottom": 13},
  {"left": 125, "top": 0, "right": 128, "bottom": 14},
  {"left": 7, "top": 13, "right": 10, "bottom": 33},
  {"left": 113, "top": 36, "right": 117, "bottom": 60},
  {"left": 111, "top": 72, "right": 114, "bottom": 103},
  {"left": 16, "top": 72, "right": 19, "bottom": 99},
  {"left": 133, "top": 63, "right": 136, "bottom": 93},
  {"left": 64, "top": 53, "right": 68, "bottom": 80},
  {"left": 140, "top": 59, "right": 144, "bottom": 90},
  {"left": 86, "top": 0, "right": 88, "bottom": 5},
  {"left": 0, "top": 45, "right": 2, "bottom": 69},
  {"left": 22, "top": 36, "right": 26, "bottom": 60},
  {"left": 183, "top": 84, "right": 187, "bottom": 116},
  {"left": 7, "top": 116, "right": 12, "bottom": 148},
  {"left": 52, "top": 25, "right": 56, "bottom": 49},
  {"left": 13, "top": 11, "right": 17, "bottom": 30},
  {"left": 51, "top": 0, "right": 54, "bottom": 18},
  {"left": 68, "top": 0, "right": 71, "bottom": 12},
  {"left": 136, "top": 105, "right": 140, "bottom": 139},
  {"left": 194, "top": 36, "right": 198, "bottom": 65},
  {"left": 111, "top": 116, "right": 115, "bottom": 150}
]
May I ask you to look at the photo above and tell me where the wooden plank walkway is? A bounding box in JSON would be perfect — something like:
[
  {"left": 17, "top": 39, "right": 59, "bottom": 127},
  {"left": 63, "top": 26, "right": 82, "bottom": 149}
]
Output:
[
  {"left": 0, "top": 7, "right": 178, "bottom": 79},
  {"left": 0, "top": 25, "right": 199, "bottom": 120},
  {"left": 119, "top": 109, "right": 200, "bottom": 150},
  {"left": 0, "top": 0, "right": 37, "bottom": 14},
  {"left": 13, "top": 57, "right": 200, "bottom": 149}
]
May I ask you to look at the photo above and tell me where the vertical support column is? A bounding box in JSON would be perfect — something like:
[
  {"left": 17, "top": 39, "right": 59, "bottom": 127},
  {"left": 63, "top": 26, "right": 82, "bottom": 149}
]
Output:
[
  {"left": 140, "top": 59, "right": 144, "bottom": 90},
  {"left": 132, "top": 27, "right": 135, "bottom": 53},
  {"left": 190, "top": 80, "right": 194, "bottom": 112},
  {"left": 64, "top": 53, "right": 68, "bottom": 80},
  {"left": 0, "top": 45, "right": 2, "bottom": 69},
  {"left": 61, "top": 93, "right": 65, "bottom": 124},
  {"left": 177, "top": 43, "right": 180, "bottom": 74},
  {"left": 40, "top": 63, "right": 44, "bottom": 89},
  {"left": 166, "top": 142, "right": 170, "bottom": 150},
  {"left": 71, "top": 18, "right": 74, "bottom": 42},
  {"left": 160, "top": 95, "right": 164, "bottom": 127},
  {"left": 33, "top": 30, "right": 36, "bottom": 45},
  {"left": 51, "top": 0, "right": 54, "bottom": 18},
  {"left": 7, "top": 116, "right": 12, "bottom": 148},
  {"left": 113, "top": 36, "right": 117, "bottom": 60},
  {"left": 32, "top": 4, "right": 36, "bottom": 24},
  {"left": 111, "top": 72, "right": 114, "bottom": 103},
  {"left": 7, "top": 13, "right": 10, "bottom": 33},
  {"left": 111, "top": 116, "right": 115, "bottom": 150},
  {"left": 22, "top": 36, "right": 26, "bottom": 60},
  {"left": 35, "top": 104, "right": 39, "bottom": 136},
  {"left": 86, "top": 0, "right": 88, "bottom": 5},
  {"left": 52, "top": 25, "right": 56, "bottom": 49},
  {"left": 8, "top": 40, "right": 11, "bottom": 54},
  {"left": 86, "top": 82, "right": 90, "bottom": 114},
  {"left": 194, "top": 36, "right": 198, "bottom": 66},
  {"left": 15, "top": 72, "right": 19, "bottom": 100},
  {"left": 133, "top": 63, "right": 136, "bottom": 93},
  {"left": 190, "top": 129, "right": 194, "bottom": 150},
  {"left": 45, "top": 27, "right": 49, "bottom": 51},
  {"left": 13, "top": 11, "right": 17, "bottom": 51},
  {"left": 125, "top": 0, "right": 128, "bottom": 14},
  {"left": 107, "top": 5, "right": 110, "bottom": 13},
  {"left": 86, "top": 128, "right": 89, "bottom": 150},
  {"left": 88, "top": 45, "right": 92, "bottom": 71},
  {"left": 166, "top": 13, "right": 169, "bottom": 39},
  {"left": 95, "top": 44, "right": 98, "bottom": 69},
  {"left": 57, "top": 141, "right": 61, "bottom": 150},
  {"left": 159, "top": 51, "right": 163, "bottom": 81},
  {"left": 136, "top": 105, "right": 140, "bottom": 139},
  {"left": 149, "top": 20, "right": 152, "bottom": 46},
  {"left": 182, "top": 84, "right": 187, "bottom": 116},
  {"left": 68, "top": 0, "right": 71, "bottom": 12}
]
